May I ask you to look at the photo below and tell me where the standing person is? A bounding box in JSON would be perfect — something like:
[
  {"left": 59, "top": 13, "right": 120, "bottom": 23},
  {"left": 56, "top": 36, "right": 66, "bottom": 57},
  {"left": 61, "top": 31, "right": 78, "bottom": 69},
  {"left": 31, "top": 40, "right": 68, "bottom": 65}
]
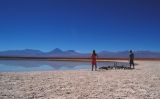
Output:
[
  {"left": 129, "top": 50, "right": 135, "bottom": 69},
  {"left": 91, "top": 50, "right": 98, "bottom": 71}
]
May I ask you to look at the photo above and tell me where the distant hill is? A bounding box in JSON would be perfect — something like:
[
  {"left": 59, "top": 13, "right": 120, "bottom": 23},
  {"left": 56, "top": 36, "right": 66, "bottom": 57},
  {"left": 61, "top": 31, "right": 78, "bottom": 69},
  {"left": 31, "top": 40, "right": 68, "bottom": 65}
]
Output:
[
  {"left": 0, "top": 49, "right": 44, "bottom": 57},
  {"left": 0, "top": 48, "right": 160, "bottom": 58},
  {"left": 99, "top": 51, "right": 160, "bottom": 58},
  {"left": 0, "top": 48, "right": 89, "bottom": 58}
]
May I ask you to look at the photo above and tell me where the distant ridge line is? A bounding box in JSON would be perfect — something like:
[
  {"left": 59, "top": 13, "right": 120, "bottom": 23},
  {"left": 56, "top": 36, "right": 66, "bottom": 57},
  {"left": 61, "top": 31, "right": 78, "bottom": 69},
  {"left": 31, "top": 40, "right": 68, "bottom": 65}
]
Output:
[{"left": 0, "top": 48, "right": 160, "bottom": 58}]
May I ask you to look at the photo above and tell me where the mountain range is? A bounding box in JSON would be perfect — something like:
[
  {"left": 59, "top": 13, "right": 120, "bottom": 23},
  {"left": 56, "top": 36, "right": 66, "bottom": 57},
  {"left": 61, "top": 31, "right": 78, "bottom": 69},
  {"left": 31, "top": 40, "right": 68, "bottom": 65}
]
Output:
[{"left": 0, "top": 48, "right": 160, "bottom": 58}]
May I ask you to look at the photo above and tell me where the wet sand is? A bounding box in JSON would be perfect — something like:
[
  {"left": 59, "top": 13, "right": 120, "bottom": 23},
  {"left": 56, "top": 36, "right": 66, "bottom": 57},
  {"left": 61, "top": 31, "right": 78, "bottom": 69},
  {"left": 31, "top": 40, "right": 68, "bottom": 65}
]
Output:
[{"left": 0, "top": 61, "right": 160, "bottom": 99}]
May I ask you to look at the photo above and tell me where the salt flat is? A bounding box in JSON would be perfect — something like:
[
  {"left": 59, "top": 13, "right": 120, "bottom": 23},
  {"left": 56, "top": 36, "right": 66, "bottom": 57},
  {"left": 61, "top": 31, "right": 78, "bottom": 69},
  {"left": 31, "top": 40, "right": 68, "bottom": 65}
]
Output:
[{"left": 0, "top": 61, "right": 160, "bottom": 99}]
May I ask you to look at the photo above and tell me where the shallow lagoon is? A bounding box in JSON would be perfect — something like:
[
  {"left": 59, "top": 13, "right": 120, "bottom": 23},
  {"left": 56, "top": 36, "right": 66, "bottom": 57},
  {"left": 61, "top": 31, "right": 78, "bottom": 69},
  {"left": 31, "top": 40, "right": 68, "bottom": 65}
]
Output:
[{"left": 0, "top": 60, "right": 129, "bottom": 72}]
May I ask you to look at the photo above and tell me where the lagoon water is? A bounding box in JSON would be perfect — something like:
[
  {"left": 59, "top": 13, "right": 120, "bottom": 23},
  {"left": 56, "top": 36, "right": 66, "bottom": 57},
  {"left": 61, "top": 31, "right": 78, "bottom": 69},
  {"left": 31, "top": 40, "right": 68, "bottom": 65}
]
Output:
[{"left": 0, "top": 60, "right": 129, "bottom": 72}]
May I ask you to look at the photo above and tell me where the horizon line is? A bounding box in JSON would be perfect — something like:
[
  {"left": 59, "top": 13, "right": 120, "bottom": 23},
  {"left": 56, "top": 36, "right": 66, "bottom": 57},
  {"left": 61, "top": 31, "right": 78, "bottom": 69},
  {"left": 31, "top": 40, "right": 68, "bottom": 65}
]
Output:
[{"left": 0, "top": 48, "right": 160, "bottom": 53}]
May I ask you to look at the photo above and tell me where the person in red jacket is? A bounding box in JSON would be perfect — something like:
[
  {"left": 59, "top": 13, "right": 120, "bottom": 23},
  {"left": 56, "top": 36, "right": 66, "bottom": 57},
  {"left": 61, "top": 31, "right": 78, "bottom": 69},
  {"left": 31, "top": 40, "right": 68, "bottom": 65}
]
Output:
[{"left": 91, "top": 50, "right": 98, "bottom": 71}]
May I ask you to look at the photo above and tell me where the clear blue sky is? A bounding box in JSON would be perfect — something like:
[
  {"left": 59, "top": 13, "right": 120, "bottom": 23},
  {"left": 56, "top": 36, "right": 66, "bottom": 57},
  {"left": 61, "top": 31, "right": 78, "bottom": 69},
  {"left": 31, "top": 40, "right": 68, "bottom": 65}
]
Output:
[{"left": 0, "top": 0, "right": 160, "bottom": 52}]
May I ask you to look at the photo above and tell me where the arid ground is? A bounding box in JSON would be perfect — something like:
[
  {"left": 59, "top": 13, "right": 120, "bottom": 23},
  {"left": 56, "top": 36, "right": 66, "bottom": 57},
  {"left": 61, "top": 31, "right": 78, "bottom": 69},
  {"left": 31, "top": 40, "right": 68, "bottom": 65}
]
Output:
[{"left": 0, "top": 61, "right": 160, "bottom": 99}]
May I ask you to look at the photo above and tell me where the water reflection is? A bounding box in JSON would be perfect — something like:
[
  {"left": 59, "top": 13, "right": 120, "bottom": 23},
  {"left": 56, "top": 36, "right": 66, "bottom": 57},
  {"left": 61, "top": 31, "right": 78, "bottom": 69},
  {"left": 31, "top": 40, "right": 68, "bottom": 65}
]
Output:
[{"left": 0, "top": 60, "right": 129, "bottom": 72}]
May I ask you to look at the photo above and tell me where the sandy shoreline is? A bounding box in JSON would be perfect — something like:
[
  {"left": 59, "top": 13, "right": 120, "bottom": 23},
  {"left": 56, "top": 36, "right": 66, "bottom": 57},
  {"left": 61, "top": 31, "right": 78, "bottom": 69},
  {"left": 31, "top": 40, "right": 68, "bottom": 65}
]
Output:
[{"left": 0, "top": 61, "right": 160, "bottom": 99}]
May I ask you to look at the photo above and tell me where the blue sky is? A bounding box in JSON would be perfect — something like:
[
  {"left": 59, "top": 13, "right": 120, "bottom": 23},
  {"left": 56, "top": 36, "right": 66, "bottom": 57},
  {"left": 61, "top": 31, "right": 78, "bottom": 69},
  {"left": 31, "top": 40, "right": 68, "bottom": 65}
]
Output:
[{"left": 0, "top": 0, "right": 160, "bottom": 52}]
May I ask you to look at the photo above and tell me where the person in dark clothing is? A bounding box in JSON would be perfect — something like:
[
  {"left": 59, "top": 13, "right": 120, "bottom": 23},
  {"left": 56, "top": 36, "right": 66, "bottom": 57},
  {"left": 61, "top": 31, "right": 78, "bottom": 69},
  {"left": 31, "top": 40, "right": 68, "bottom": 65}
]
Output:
[
  {"left": 91, "top": 50, "right": 98, "bottom": 71},
  {"left": 129, "top": 50, "right": 135, "bottom": 69}
]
